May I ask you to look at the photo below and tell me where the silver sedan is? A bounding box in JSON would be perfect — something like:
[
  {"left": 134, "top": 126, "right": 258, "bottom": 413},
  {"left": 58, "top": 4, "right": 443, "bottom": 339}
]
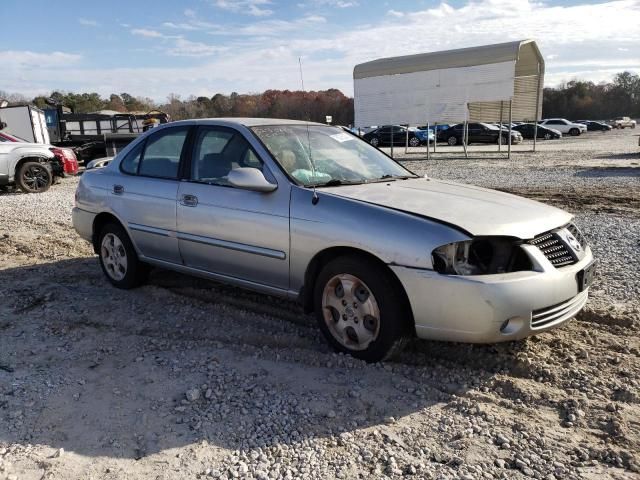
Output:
[{"left": 73, "top": 118, "right": 595, "bottom": 362}]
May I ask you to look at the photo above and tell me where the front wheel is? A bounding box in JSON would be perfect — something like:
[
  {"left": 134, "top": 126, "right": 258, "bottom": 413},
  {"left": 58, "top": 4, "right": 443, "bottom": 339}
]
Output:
[
  {"left": 408, "top": 136, "right": 421, "bottom": 147},
  {"left": 569, "top": 128, "right": 580, "bottom": 136},
  {"left": 370, "top": 137, "right": 380, "bottom": 147},
  {"left": 16, "top": 161, "right": 52, "bottom": 193},
  {"left": 544, "top": 132, "right": 552, "bottom": 140},
  {"left": 98, "top": 223, "right": 148, "bottom": 289},
  {"left": 314, "top": 256, "right": 410, "bottom": 362},
  {"left": 447, "top": 136, "right": 458, "bottom": 146}
]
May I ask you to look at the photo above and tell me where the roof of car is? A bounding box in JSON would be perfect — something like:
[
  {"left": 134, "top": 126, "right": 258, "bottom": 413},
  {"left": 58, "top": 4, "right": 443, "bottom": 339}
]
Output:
[{"left": 173, "top": 117, "right": 328, "bottom": 127}]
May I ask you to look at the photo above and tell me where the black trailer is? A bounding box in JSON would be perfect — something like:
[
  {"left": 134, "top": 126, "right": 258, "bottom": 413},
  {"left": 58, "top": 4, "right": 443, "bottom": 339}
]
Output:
[{"left": 44, "top": 107, "right": 170, "bottom": 164}]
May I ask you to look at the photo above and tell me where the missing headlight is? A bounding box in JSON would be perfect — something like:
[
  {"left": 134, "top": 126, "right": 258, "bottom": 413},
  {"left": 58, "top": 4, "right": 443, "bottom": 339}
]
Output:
[{"left": 432, "top": 238, "right": 532, "bottom": 275}]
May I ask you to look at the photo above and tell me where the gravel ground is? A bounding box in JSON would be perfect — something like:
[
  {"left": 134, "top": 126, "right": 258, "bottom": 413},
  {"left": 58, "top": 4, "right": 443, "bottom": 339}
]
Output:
[{"left": 0, "top": 130, "right": 638, "bottom": 480}]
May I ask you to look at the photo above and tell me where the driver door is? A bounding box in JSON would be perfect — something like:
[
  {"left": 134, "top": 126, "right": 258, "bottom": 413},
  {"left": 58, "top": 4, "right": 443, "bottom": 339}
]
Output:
[{"left": 176, "top": 125, "right": 290, "bottom": 290}]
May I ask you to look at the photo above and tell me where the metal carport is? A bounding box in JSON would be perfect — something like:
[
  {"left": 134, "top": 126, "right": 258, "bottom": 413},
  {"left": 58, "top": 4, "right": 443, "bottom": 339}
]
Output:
[{"left": 353, "top": 39, "right": 545, "bottom": 157}]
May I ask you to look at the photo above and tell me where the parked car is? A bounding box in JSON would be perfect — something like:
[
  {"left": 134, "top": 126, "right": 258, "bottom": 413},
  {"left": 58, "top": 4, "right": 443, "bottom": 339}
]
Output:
[
  {"left": 410, "top": 127, "right": 435, "bottom": 144},
  {"left": 418, "top": 124, "right": 451, "bottom": 135},
  {"left": 575, "top": 121, "right": 612, "bottom": 132},
  {"left": 437, "top": 123, "right": 523, "bottom": 145},
  {"left": 363, "top": 125, "right": 426, "bottom": 147},
  {"left": 611, "top": 116, "right": 636, "bottom": 129},
  {"left": 0, "top": 140, "right": 56, "bottom": 193},
  {"left": 73, "top": 118, "right": 595, "bottom": 362},
  {"left": 513, "top": 123, "right": 562, "bottom": 140},
  {"left": 0, "top": 130, "right": 79, "bottom": 179},
  {"left": 539, "top": 118, "right": 587, "bottom": 136}
]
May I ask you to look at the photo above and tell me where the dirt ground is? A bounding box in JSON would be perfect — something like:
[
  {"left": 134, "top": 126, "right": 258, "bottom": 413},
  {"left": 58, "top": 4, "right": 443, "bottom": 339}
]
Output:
[{"left": 0, "top": 129, "right": 639, "bottom": 480}]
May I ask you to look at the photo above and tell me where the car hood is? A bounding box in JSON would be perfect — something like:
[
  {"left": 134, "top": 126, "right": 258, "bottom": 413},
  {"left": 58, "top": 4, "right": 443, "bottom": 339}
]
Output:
[{"left": 321, "top": 178, "right": 572, "bottom": 239}]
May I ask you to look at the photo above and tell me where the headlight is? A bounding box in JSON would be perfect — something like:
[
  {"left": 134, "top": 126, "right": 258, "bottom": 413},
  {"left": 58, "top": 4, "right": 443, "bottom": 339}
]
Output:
[{"left": 431, "top": 238, "right": 532, "bottom": 275}]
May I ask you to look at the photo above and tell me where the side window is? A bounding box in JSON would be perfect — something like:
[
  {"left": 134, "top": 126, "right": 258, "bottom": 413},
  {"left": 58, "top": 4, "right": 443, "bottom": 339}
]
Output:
[
  {"left": 192, "top": 127, "right": 264, "bottom": 186},
  {"left": 120, "top": 141, "right": 144, "bottom": 174},
  {"left": 138, "top": 127, "right": 188, "bottom": 179}
]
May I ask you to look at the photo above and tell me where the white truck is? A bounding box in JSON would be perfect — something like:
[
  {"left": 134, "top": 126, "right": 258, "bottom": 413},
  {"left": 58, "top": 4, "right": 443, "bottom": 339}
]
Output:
[
  {"left": 612, "top": 116, "right": 636, "bottom": 129},
  {"left": 539, "top": 118, "right": 587, "bottom": 136}
]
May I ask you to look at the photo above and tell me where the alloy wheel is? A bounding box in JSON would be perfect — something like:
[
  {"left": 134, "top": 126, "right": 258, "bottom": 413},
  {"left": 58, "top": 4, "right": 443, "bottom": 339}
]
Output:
[
  {"left": 23, "top": 165, "right": 49, "bottom": 192},
  {"left": 101, "top": 233, "right": 128, "bottom": 281}
]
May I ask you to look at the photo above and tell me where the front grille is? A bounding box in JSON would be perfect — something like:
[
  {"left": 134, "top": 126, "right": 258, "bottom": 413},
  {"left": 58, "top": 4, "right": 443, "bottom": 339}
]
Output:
[
  {"left": 529, "top": 230, "right": 576, "bottom": 267},
  {"left": 531, "top": 291, "right": 588, "bottom": 329},
  {"left": 567, "top": 223, "right": 587, "bottom": 249}
]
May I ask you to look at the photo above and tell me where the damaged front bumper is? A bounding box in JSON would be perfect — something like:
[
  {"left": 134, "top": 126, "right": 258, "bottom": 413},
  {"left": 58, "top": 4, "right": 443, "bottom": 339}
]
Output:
[{"left": 391, "top": 246, "right": 594, "bottom": 343}]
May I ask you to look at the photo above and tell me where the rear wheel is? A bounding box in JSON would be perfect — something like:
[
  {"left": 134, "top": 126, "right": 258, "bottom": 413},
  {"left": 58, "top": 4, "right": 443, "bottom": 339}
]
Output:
[
  {"left": 98, "top": 223, "right": 148, "bottom": 289},
  {"left": 16, "top": 161, "right": 52, "bottom": 193},
  {"left": 408, "top": 136, "right": 421, "bottom": 147},
  {"left": 314, "top": 256, "right": 410, "bottom": 362}
]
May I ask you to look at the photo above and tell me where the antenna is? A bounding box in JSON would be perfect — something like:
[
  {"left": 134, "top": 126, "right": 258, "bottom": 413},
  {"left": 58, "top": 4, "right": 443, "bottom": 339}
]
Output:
[{"left": 298, "top": 57, "right": 319, "bottom": 205}]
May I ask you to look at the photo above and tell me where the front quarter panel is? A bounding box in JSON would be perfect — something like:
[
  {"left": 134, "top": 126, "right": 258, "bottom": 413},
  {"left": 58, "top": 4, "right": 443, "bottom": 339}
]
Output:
[{"left": 289, "top": 185, "right": 469, "bottom": 291}]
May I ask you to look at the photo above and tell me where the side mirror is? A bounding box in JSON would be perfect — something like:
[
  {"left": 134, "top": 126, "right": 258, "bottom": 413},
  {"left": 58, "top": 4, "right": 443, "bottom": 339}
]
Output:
[{"left": 228, "top": 167, "right": 277, "bottom": 193}]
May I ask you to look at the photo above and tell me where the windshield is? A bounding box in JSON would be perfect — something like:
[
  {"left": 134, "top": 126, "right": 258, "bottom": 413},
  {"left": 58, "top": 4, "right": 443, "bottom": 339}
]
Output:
[{"left": 251, "top": 124, "right": 416, "bottom": 186}]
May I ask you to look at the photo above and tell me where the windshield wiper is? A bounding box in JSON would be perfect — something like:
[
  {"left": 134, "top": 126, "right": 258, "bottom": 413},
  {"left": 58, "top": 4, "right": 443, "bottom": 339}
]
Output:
[
  {"left": 376, "top": 174, "right": 416, "bottom": 181},
  {"left": 310, "top": 179, "right": 365, "bottom": 188}
]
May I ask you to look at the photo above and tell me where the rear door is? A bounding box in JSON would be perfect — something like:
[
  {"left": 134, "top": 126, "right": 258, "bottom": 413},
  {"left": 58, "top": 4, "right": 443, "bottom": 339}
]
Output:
[
  {"left": 391, "top": 126, "right": 406, "bottom": 145},
  {"left": 112, "top": 125, "right": 191, "bottom": 264},
  {"left": 176, "top": 125, "right": 290, "bottom": 290}
]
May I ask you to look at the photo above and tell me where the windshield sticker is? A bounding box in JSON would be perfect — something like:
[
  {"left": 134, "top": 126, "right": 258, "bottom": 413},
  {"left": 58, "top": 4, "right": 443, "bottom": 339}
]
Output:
[{"left": 330, "top": 132, "right": 354, "bottom": 143}]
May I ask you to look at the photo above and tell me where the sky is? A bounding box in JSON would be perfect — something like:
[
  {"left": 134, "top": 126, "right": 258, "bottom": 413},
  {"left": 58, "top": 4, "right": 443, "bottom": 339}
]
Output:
[{"left": 1, "top": 0, "right": 639, "bottom": 101}]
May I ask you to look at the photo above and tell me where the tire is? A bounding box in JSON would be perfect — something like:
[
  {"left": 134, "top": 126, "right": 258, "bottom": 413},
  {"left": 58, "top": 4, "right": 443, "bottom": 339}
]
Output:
[
  {"left": 16, "top": 161, "right": 52, "bottom": 193},
  {"left": 569, "top": 128, "right": 580, "bottom": 136},
  {"left": 447, "top": 136, "right": 458, "bottom": 146},
  {"left": 370, "top": 137, "right": 380, "bottom": 147},
  {"left": 313, "top": 255, "right": 411, "bottom": 362},
  {"left": 408, "top": 136, "right": 420, "bottom": 147},
  {"left": 98, "top": 222, "right": 148, "bottom": 289},
  {"left": 632, "top": 124, "right": 636, "bottom": 129},
  {"left": 544, "top": 133, "right": 552, "bottom": 140}
]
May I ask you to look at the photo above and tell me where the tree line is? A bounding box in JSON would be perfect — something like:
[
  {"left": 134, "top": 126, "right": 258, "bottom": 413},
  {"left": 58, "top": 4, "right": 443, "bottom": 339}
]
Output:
[
  {"left": 1, "top": 71, "right": 637, "bottom": 124},
  {"left": 0, "top": 88, "right": 355, "bottom": 125},
  {"left": 542, "top": 71, "right": 639, "bottom": 120}
]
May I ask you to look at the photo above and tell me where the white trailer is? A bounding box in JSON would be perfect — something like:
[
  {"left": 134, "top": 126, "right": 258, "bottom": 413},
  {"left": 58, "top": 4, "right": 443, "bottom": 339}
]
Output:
[{"left": 0, "top": 105, "right": 50, "bottom": 144}]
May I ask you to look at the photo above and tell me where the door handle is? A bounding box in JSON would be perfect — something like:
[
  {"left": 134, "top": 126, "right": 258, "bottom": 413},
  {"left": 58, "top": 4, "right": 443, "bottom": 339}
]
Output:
[
  {"left": 180, "top": 194, "right": 198, "bottom": 207},
  {"left": 113, "top": 184, "right": 124, "bottom": 195}
]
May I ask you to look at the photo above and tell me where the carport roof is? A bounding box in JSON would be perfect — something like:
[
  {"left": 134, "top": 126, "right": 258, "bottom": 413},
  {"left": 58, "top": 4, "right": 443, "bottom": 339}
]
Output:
[{"left": 353, "top": 40, "right": 544, "bottom": 80}]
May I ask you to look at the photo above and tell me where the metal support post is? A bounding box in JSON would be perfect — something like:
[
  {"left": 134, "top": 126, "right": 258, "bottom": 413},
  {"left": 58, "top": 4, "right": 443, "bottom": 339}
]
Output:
[
  {"left": 405, "top": 124, "right": 409, "bottom": 154},
  {"left": 426, "top": 122, "right": 430, "bottom": 161},
  {"left": 498, "top": 101, "right": 504, "bottom": 153},
  {"left": 462, "top": 120, "right": 469, "bottom": 158},
  {"left": 533, "top": 67, "right": 541, "bottom": 153},
  {"left": 508, "top": 100, "right": 513, "bottom": 159},
  {"left": 433, "top": 122, "right": 437, "bottom": 153}
]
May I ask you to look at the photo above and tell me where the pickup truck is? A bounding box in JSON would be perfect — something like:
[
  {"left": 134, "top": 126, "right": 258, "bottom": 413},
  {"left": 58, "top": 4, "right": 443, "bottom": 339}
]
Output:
[{"left": 612, "top": 117, "right": 636, "bottom": 129}]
